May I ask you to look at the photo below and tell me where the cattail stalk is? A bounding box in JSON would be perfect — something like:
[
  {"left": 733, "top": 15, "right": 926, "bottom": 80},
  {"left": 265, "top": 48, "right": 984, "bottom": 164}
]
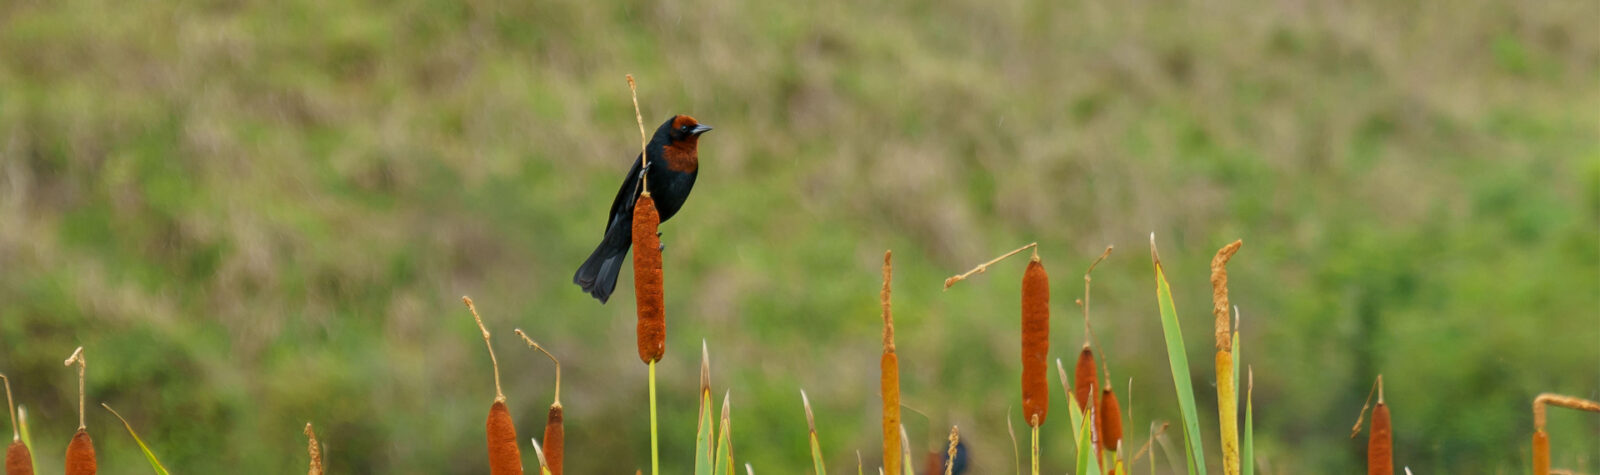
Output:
[
  {"left": 1021, "top": 253, "right": 1050, "bottom": 427},
  {"left": 626, "top": 74, "right": 664, "bottom": 475},
  {"left": 2, "top": 374, "right": 32, "bottom": 475},
  {"left": 1368, "top": 377, "right": 1391, "bottom": 475},
  {"left": 1209, "top": 240, "right": 1243, "bottom": 475},
  {"left": 1531, "top": 393, "right": 1600, "bottom": 475},
  {"left": 62, "top": 348, "right": 94, "bottom": 475},
  {"left": 464, "top": 297, "right": 523, "bottom": 475},
  {"left": 515, "top": 330, "right": 565, "bottom": 475},
  {"left": 879, "top": 250, "right": 903, "bottom": 475},
  {"left": 305, "top": 423, "right": 323, "bottom": 475}
]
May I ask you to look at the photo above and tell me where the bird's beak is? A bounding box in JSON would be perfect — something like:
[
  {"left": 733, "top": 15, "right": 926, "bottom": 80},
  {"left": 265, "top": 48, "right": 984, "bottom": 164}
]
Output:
[{"left": 690, "top": 124, "right": 713, "bottom": 136}]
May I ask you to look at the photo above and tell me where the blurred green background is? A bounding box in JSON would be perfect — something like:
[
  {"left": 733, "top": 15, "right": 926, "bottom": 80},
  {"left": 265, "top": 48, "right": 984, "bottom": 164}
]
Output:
[{"left": 1, "top": 0, "right": 1596, "bottom": 472}]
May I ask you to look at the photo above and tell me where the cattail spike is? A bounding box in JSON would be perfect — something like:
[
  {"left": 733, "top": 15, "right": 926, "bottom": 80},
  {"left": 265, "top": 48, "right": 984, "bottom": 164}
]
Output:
[
  {"left": 305, "top": 423, "right": 323, "bottom": 475},
  {"left": 1021, "top": 254, "right": 1051, "bottom": 427},
  {"left": 633, "top": 195, "right": 666, "bottom": 363}
]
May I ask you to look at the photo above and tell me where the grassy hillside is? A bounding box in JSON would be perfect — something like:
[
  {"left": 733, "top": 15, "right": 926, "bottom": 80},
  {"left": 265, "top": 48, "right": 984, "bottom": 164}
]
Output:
[{"left": 1, "top": 0, "right": 1596, "bottom": 472}]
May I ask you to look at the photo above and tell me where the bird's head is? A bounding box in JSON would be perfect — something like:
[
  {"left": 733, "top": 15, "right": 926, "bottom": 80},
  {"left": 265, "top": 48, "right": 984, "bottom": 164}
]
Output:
[
  {"left": 653, "top": 115, "right": 711, "bottom": 173},
  {"left": 656, "top": 115, "right": 712, "bottom": 146}
]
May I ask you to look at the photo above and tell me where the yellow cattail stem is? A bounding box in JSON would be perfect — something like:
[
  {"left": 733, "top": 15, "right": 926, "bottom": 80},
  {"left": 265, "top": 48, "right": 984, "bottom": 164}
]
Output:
[{"left": 880, "top": 251, "right": 902, "bottom": 475}]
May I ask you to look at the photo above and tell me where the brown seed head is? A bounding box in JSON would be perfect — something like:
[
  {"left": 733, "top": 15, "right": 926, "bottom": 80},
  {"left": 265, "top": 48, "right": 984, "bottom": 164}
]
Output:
[
  {"left": 1368, "top": 401, "right": 1392, "bottom": 475},
  {"left": 542, "top": 406, "right": 564, "bottom": 475},
  {"left": 487, "top": 401, "right": 524, "bottom": 475},
  {"left": 6, "top": 441, "right": 33, "bottom": 475},
  {"left": 1021, "top": 255, "right": 1050, "bottom": 426},
  {"left": 64, "top": 429, "right": 95, "bottom": 475},
  {"left": 633, "top": 194, "right": 666, "bottom": 363},
  {"left": 1099, "top": 387, "right": 1124, "bottom": 455}
]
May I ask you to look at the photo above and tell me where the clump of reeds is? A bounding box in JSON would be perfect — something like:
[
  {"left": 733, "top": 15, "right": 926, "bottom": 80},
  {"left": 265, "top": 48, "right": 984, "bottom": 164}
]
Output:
[
  {"left": 462, "top": 297, "right": 523, "bottom": 475},
  {"left": 1210, "top": 240, "right": 1242, "bottom": 475},
  {"left": 879, "top": 250, "right": 902, "bottom": 475},
  {"left": 305, "top": 423, "right": 323, "bottom": 475},
  {"left": 2, "top": 373, "right": 32, "bottom": 475},
  {"left": 62, "top": 347, "right": 94, "bottom": 475},
  {"left": 514, "top": 329, "right": 565, "bottom": 475},
  {"left": 1530, "top": 393, "right": 1600, "bottom": 475}
]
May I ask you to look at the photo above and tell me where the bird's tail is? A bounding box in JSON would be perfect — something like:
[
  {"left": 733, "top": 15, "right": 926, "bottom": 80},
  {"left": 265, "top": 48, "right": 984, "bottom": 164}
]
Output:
[{"left": 573, "top": 233, "right": 631, "bottom": 304}]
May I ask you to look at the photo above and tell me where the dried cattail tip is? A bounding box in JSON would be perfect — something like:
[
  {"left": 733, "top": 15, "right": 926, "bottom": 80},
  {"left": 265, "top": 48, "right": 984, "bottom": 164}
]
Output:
[
  {"left": 1020, "top": 255, "right": 1050, "bottom": 427},
  {"left": 487, "top": 400, "right": 524, "bottom": 475},
  {"left": 1099, "top": 388, "right": 1124, "bottom": 456},
  {"left": 542, "top": 406, "right": 564, "bottom": 475},
  {"left": 305, "top": 423, "right": 323, "bottom": 475},
  {"left": 64, "top": 430, "right": 95, "bottom": 475},
  {"left": 633, "top": 194, "right": 666, "bottom": 364},
  {"left": 1073, "top": 345, "right": 1097, "bottom": 413},
  {"left": 5, "top": 441, "right": 31, "bottom": 475}
]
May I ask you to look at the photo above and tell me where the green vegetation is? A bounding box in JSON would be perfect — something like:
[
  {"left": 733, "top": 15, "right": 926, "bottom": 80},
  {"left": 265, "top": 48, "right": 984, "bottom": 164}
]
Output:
[{"left": 0, "top": 0, "right": 1595, "bottom": 472}]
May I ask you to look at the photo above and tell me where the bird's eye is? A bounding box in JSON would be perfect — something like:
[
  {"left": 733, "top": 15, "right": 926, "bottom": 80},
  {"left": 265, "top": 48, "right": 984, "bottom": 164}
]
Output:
[{"left": 680, "top": 125, "right": 692, "bottom": 134}]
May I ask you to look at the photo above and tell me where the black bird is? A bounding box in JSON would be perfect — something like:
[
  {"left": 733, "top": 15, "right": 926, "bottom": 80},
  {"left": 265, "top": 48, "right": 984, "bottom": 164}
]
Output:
[{"left": 574, "top": 115, "right": 712, "bottom": 303}]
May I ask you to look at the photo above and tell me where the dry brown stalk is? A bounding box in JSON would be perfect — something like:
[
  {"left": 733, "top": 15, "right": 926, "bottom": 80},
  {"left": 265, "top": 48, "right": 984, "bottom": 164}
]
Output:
[
  {"left": 62, "top": 348, "right": 95, "bottom": 475},
  {"left": 943, "top": 242, "right": 1037, "bottom": 289},
  {"left": 305, "top": 423, "right": 323, "bottom": 475},
  {"left": 515, "top": 329, "right": 565, "bottom": 475},
  {"left": 880, "top": 250, "right": 903, "bottom": 475},
  {"left": 1020, "top": 253, "right": 1050, "bottom": 427}
]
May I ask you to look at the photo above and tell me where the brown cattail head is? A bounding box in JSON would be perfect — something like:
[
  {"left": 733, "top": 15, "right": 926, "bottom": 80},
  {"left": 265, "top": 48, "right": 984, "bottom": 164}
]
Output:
[
  {"left": 1021, "top": 254, "right": 1050, "bottom": 427},
  {"left": 880, "top": 250, "right": 903, "bottom": 475},
  {"left": 633, "top": 194, "right": 666, "bottom": 364},
  {"left": 1099, "top": 387, "right": 1124, "bottom": 455},
  {"left": 6, "top": 441, "right": 32, "bottom": 475},
  {"left": 487, "top": 400, "right": 524, "bottom": 475},
  {"left": 1073, "top": 344, "right": 1097, "bottom": 413},
  {"left": 543, "top": 405, "right": 564, "bottom": 475},
  {"left": 64, "top": 429, "right": 94, "bottom": 475},
  {"left": 1368, "top": 389, "right": 1392, "bottom": 475}
]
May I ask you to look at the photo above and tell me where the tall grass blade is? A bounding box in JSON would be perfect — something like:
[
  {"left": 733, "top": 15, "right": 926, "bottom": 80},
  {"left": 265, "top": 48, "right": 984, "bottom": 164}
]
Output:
[
  {"left": 100, "top": 404, "right": 170, "bottom": 475},
  {"left": 1151, "top": 235, "right": 1206, "bottom": 474},
  {"left": 1242, "top": 368, "right": 1254, "bottom": 475},
  {"left": 715, "top": 391, "right": 734, "bottom": 475},
  {"left": 696, "top": 344, "right": 715, "bottom": 475},
  {"left": 802, "top": 390, "right": 826, "bottom": 475},
  {"left": 1075, "top": 401, "right": 1102, "bottom": 475},
  {"left": 16, "top": 406, "right": 30, "bottom": 454}
]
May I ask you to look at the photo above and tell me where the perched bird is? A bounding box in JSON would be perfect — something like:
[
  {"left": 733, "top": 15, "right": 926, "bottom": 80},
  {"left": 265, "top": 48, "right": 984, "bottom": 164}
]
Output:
[{"left": 574, "top": 114, "right": 712, "bottom": 303}]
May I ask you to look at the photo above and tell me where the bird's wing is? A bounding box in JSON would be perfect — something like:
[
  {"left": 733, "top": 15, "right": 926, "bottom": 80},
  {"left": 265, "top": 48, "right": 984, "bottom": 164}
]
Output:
[{"left": 602, "top": 153, "right": 645, "bottom": 236}]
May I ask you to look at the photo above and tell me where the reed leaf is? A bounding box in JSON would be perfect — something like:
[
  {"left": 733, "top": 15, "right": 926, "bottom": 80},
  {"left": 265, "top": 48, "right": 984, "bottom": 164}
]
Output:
[{"left": 1151, "top": 235, "right": 1206, "bottom": 474}]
